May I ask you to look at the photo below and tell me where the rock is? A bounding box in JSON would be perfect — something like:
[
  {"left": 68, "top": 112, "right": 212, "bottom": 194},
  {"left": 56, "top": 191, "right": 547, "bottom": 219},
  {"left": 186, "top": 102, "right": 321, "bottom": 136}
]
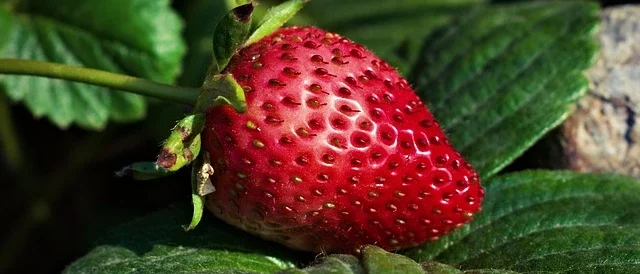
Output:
[{"left": 557, "top": 5, "right": 640, "bottom": 177}]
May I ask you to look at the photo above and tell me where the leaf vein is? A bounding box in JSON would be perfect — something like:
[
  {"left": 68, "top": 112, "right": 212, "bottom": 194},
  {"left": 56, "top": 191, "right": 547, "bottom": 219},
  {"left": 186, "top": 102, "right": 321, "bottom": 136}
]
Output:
[
  {"left": 436, "top": 192, "right": 638, "bottom": 260},
  {"left": 24, "top": 9, "right": 155, "bottom": 59},
  {"left": 556, "top": 261, "right": 640, "bottom": 274},
  {"left": 510, "top": 245, "right": 640, "bottom": 271},
  {"left": 430, "top": 5, "right": 572, "bottom": 112},
  {"left": 457, "top": 64, "right": 563, "bottom": 151},
  {"left": 439, "top": 19, "right": 581, "bottom": 129},
  {"left": 457, "top": 224, "right": 637, "bottom": 268},
  {"left": 424, "top": 5, "right": 568, "bottom": 108}
]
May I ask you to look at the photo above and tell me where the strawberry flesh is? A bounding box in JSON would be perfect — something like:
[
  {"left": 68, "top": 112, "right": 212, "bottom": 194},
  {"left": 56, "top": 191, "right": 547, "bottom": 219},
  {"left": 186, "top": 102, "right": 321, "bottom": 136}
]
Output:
[{"left": 202, "top": 27, "right": 484, "bottom": 254}]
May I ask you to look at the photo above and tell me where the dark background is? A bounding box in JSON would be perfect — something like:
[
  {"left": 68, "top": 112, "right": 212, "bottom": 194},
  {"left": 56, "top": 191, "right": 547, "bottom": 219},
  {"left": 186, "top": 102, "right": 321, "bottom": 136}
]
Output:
[{"left": 0, "top": 0, "right": 636, "bottom": 273}]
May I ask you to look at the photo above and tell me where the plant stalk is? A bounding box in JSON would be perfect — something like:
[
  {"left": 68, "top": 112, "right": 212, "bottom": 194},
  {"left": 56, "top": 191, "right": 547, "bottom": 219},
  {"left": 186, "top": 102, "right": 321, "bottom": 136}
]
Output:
[{"left": 0, "top": 59, "right": 199, "bottom": 105}]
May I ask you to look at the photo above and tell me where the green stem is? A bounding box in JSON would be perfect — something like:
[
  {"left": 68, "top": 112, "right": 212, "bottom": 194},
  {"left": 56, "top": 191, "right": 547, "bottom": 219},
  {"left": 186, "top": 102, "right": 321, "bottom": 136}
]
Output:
[{"left": 0, "top": 59, "right": 199, "bottom": 105}]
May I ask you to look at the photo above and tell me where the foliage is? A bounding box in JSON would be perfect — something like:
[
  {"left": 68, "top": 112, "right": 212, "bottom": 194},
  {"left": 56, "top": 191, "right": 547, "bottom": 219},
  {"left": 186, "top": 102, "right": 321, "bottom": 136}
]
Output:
[
  {"left": 0, "top": 0, "right": 185, "bottom": 129},
  {"left": 1, "top": 0, "right": 626, "bottom": 273}
]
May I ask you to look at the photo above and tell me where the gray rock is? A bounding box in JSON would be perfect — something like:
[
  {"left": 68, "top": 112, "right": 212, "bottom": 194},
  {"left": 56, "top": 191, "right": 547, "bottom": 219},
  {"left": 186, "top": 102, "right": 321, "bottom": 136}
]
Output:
[{"left": 559, "top": 5, "right": 640, "bottom": 177}]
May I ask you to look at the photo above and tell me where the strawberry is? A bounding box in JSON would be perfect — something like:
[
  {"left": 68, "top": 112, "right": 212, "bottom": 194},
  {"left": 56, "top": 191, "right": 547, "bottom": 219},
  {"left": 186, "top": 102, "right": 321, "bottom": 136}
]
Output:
[{"left": 201, "top": 26, "right": 484, "bottom": 254}]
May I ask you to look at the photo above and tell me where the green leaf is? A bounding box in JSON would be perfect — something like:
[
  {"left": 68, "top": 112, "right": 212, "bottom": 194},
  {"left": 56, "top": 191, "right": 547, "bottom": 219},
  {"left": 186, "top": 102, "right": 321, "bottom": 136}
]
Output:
[
  {"left": 278, "top": 254, "right": 363, "bottom": 274},
  {"left": 421, "top": 262, "right": 463, "bottom": 274},
  {"left": 245, "top": 0, "right": 309, "bottom": 46},
  {"left": 403, "top": 171, "right": 640, "bottom": 273},
  {"left": 0, "top": 0, "right": 186, "bottom": 130},
  {"left": 461, "top": 267, "right": 523, "bottom": 274},
  {"left": 463, "top": 270, "right": 519, "bottom": 274},
  {"left": 409, "top": 1, "right": 599, "bottom": 178},
  {"left": 294, "top": 0, "right": 485, "bottom": 73},
  {"left": 295, "top": 0, "right": 599, "bottom": 178},
  {"left": 0, "top": 6, "right": 14, "bottom": 51},
  {"left": 212, "top": 3, "right": 254, "bottom": 74},
  {"left": 64, "top": 203, "right": 299, "bottom": 274}
]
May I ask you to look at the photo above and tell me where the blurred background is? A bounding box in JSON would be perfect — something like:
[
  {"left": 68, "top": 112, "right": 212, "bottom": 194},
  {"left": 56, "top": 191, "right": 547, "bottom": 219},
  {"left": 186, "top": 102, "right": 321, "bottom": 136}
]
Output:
[{"left": 0, "top": 0, "right": 635, "bottom": 273}]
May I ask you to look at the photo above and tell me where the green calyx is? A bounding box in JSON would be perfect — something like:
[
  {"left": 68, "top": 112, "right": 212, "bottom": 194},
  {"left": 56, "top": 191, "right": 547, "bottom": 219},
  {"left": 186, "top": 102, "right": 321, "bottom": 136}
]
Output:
[
  {"left": 195, "top": 0, "right": 311, "bottom": 113},
  {"left": 120, "top": 0, "right": 310, "bottom": 231},
  {"left": 210, "top": 0, "right": 308, "bottom": 74},
  {"left": 156, "top": 114, "right": 205, "bottom": 172},
  {"left": 182, "top": 0, "right": 310, "bottom": 231},
  {"left": 211, "top": 3, "right": 254, "bottom": 75},
  {"left": 196, "top": 73, "right": 247, "bottom": 113},
  {"left": 245, "top": 0, "right": 309, "bottom": 46},
  {"left": 115, "top": 113, "right": 204, "bottom": 181}
]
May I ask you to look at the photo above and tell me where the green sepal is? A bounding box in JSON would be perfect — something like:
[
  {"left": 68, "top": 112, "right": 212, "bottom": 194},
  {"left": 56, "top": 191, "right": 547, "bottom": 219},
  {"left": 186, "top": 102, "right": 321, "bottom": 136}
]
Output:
[
  {"left": 195, "top": 73, "right": 247, "bottom": 113},
  {"left": 184, "top": 193, "right": 205, "bottom": 232},
  {"left": 245, "top": 0, "right": 309, "bottom": 46},
  {"left": 156, "top": 114, "right": 205, "bottom": 171},
  {"left": 211, "top": 3, "right": 254, "bottom": 74},
  {"left": 183, "top": 152, "right": 215, "bottom": 231},
  {"left": 115, "top": 161, "right": 172, "bottom": 180}
]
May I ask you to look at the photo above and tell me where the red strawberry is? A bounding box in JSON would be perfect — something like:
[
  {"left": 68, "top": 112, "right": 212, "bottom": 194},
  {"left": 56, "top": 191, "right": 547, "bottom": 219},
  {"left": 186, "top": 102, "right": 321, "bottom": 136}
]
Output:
[{"left": 202, "top": 26, "right": 484, "bottom": 254}]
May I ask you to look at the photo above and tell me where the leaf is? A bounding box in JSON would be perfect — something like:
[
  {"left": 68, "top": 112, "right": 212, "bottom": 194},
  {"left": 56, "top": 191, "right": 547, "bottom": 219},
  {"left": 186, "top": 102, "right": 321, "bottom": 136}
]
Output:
[
  {"left": 245, "top": 0, "right": 308, "bottom": 46},
  {"left": 403, "top": 171, "right": 640, "bottom": 273},
  {"left": 212, "top": 3, "right": 254, "bottom": 73},
  {"left": 295, "top": 0, "right": 599, "bottom": 179},
  {"left": 463, "top": 270, "right": 519, "bottom": 274},
  {"left": 0, "top": 5, "right": 14, "bottom": 50},
  {"left": 64, "top": 203, "right": 299, "bottom": 274},
  {"left": 277, "top": 255, "right": 363, "bottom": 274},
  {"left": 421, "top": 262, "right": 463, "bottom": 274},
  {"left": 0, "top": 0, "right": 186, "bottom": 130},
  {"left": 293, "top": 0, "right": 485, "bottom": 73},
  {"left": 409, "top": 1, "right": 599, "bottom": 178}
]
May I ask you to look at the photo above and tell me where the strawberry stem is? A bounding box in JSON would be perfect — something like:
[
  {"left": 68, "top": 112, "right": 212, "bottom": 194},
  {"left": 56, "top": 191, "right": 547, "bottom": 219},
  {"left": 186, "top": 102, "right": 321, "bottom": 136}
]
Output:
[{"left": 0, "top": 59, "right": 199, "bottom": 105}]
